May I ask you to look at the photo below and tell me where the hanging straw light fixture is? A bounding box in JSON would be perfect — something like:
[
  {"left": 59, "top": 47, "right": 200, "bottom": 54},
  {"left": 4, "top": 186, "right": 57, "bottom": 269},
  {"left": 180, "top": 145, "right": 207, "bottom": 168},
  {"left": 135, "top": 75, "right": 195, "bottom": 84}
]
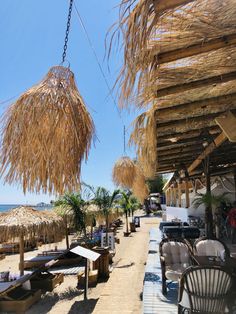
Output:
[
  {"left": 112, "top": 126, "right": 137, "bottom": 188},
  {"left": 0, "top": 0, "right": 95, "bottom": 195}
]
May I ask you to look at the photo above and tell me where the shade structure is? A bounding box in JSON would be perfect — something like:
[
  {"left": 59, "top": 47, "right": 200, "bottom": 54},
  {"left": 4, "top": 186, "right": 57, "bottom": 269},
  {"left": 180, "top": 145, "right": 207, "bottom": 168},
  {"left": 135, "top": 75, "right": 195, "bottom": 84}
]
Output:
[
  {"left": 0, "top": 206, "right": 64, "bottom": 275},
  {"left": 0, "top": 66, "right": 95, "bottom": 195},
  {"left": 112, "top": 156, "right": 137, "bottom": 188}
]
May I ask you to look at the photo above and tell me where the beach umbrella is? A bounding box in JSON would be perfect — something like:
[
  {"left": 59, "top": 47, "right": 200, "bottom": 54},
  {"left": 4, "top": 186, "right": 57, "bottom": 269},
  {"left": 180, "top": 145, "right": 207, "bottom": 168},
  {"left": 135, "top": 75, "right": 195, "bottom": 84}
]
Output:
[
  {"left": 0, "top": 206, "right": 63, "bottom": 275},
  {"left": 0, "top": 0, "right": 95, "bottom": 195},
  {"left": 112, "top": 156, "right": 137, "bottom": 188}
]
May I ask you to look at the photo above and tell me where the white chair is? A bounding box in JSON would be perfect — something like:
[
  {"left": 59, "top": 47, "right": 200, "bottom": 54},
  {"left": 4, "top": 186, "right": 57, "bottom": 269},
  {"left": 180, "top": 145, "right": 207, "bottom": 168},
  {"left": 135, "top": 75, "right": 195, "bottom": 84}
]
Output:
[
  {"left": 193, "top": 237, "right": 230, "bottom": 258},
  {"left": 159, "top": 238, "right": 192, "bottom": 295}
]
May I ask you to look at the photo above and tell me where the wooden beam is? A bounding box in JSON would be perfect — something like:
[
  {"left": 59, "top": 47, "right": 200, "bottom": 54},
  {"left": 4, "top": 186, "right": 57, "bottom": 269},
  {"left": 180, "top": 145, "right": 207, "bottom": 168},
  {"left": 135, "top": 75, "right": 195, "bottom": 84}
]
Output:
[
  {"left": 157, "top": 114, "right": 218, "bottom": 137},
  {"left": 157, "top": 33, "right": 236, "bottom": 64},
  {"left": 156, "top": 93, "right": 236, "bottom": 122},
  {"left": 154, "top": 0, "right": 195, "bottom": 13},
  {"left": 156, "top": 71, "right": 236, "bottom": 98},
  {"left": 157, "top": 127, "right": 220, "bottom": 143},
  {"left": 158, "top": 141, "right": 202, "bottom": 151},
  {"left": 187, "top": 132, "right": 227, "bottom": 174}
]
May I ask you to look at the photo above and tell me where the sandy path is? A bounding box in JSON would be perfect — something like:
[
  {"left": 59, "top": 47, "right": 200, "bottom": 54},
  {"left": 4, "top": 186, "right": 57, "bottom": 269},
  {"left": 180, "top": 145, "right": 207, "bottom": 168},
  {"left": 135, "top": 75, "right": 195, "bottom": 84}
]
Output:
[{"left": 0, "top": 213, "right": 159, "bottom": 313}]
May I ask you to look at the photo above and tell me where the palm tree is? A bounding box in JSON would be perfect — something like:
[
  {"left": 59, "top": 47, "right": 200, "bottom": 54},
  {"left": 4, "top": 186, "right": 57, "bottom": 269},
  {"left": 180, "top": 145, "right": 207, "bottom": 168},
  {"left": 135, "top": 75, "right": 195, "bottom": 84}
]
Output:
[
  {"left": 87, "top": 186, "right": 120, "bottom": 242},
  {"left": 129, "top": 195, "right": 140, "bottom": 217},
  {"left": 54, "top": 192, "right": 86, "bottom": 248},
  {"left": 119, "top": 191, "right": 132, "bottom": 235},
  {"left": 193, "top": 192, "right": 228, "bottom": 238}
]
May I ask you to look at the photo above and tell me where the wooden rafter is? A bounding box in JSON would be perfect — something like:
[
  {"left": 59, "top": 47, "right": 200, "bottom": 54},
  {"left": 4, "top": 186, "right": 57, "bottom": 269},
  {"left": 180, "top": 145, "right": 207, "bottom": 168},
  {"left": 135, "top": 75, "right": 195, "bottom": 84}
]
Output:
[
  {"left": 156, "top": 71, "right": 236, "bottom": 98},
  {"left": 156, "top": 92, "right": 236, "bottom": 122},
  {"left": 157, "top": 114, "right": 218, "bottom": 137},
  {"left": 187, "top": 132, "right": 227, "bottom": 174},
  {"left": 156, "top": 33, "right": 236, "bottom": 64},
  {"left": 157, "top": 127, "right": 220, "bottom": 143}
]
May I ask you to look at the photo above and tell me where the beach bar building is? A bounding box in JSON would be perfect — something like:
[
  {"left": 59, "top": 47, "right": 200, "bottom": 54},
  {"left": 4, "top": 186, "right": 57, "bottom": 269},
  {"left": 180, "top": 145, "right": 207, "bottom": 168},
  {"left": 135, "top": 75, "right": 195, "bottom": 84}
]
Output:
[{"left": 116, "top": 0, "right": 236, "bottom": 234}]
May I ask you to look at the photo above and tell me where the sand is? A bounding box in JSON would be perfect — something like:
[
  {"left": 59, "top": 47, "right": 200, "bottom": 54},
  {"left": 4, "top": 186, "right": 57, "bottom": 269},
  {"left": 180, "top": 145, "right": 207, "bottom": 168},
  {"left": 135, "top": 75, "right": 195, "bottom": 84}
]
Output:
[{"left": 0, "top": 212, "right": 159, "bottom": 313}]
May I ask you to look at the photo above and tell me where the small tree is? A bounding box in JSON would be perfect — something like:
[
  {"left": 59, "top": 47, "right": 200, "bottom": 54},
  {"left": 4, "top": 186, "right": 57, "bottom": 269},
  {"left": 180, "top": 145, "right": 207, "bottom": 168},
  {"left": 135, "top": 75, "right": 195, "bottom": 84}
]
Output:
[
  {"left": 87, "top": 186, "right": 120, "bottom": 242},
  {"left": 119, "top": 191, "right": 132, "bottom": 234},
  {"left": 54, "top": 192, "right": 86, "bottom": 248}
]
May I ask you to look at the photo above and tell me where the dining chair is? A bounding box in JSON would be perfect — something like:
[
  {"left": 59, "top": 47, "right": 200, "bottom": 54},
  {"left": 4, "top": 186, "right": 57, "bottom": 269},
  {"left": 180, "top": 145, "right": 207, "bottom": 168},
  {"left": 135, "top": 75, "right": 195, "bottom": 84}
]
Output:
[
  {"left": 178, "top": 265, "right": 233, "bottom": 313},
  {"left": 193, "top": 236, "right": 230, "bottom": 259},
  {"left": 159, "top": 238, "right": 193, "bottom": 295}
]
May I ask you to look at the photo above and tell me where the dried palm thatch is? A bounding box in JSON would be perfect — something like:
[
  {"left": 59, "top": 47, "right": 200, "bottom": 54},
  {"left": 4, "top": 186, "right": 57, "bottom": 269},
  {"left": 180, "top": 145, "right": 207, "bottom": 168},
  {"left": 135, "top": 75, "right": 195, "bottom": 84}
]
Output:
[
  {"left": 129, "top": 107, "right": 156, "bottom": 177},
  {"left": 113, "top": 0, "right": 236, "bottom": 108},
  {"left": 112, "top": 156, "right": 137, "bottom": 188},
  {"left": 132, "top": 167, "right": 149, "bottom": 202},
  {"left": 0, "top": 206, "right": 63, "bottom": 243},
  {"left": 0, "top": 66, "right": 95, "bottom": 195}
]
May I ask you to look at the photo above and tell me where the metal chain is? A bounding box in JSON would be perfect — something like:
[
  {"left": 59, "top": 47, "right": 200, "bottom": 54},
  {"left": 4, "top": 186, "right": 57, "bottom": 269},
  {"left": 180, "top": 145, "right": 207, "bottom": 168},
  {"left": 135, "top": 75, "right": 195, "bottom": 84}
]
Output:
[{"left": 62, "top": 0, "right": 74, "bottom": 64}]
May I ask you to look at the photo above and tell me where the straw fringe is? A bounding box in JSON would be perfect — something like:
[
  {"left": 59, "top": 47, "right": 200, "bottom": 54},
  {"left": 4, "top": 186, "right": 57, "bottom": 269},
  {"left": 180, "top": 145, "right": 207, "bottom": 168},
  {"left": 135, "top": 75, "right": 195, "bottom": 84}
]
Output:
[
  {"left": 132, "top": 166, "right": 149, "bottom": 202},
  {"left": 129, "top": 107, "right": 157, "bottom": 177},
  {"left": 0, "top": 66, "right": 95, "bottom": 195}
]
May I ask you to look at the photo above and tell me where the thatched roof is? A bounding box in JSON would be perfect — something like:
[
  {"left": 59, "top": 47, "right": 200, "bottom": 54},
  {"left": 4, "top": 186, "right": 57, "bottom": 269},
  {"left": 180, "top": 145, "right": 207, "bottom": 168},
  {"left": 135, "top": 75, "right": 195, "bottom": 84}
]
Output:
[
  {"left": 115, "top": 0, "right": 236, "bottom": 178},
  {"left": 0, "top": 206, "right": 64, "bottom": 242}
]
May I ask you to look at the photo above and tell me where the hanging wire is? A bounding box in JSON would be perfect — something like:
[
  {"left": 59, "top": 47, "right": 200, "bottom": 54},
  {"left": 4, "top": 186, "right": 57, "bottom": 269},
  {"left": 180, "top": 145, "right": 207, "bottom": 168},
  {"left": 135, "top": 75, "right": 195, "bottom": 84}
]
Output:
[
  {"left": 73, "top": 1, "right": 124, "bottom": 121},
  {"left": 62, "top": 0, "right": 74, "bottom": 64},
  {"left": 124, "top": 125, "right": 126, "bottom": 155}
]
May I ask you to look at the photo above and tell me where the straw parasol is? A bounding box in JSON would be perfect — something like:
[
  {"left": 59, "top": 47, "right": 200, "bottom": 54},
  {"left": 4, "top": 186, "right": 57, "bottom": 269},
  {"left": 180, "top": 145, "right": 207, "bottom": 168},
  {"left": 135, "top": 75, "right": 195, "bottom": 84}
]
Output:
[
  {"left": 0, "top": 66, "right": 95, "bottom": 195},
  {"left": 112, "top": 156, "right": 137, "bottom": 188},
  {"left": 0, "top": 206, "right": 63, "bottom": 275}
]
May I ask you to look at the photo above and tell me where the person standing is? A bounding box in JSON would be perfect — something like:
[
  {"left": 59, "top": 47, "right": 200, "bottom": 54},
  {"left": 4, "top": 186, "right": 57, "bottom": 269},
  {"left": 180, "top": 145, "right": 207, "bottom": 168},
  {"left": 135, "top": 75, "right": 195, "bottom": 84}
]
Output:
[{"left": 228, "top": 202, "right": 236, "bottom": 244}]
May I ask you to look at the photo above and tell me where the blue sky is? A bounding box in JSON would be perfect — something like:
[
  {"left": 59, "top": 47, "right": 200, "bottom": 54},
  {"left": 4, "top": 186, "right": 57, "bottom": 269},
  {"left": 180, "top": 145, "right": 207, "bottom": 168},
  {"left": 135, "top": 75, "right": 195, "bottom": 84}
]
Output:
[{"left": 0, "top": 1, "right": 138, "bottom": 204}]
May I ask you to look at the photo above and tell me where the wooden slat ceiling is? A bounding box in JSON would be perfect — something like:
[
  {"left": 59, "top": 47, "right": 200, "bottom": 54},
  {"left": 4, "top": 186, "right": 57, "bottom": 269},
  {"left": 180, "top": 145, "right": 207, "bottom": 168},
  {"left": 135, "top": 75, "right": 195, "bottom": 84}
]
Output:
[
  {"left": 117, "top": 0, "right": 236, "bottom": 178},
  {"left": 151, "top": 0, "right": 236, "bottom": 177}
]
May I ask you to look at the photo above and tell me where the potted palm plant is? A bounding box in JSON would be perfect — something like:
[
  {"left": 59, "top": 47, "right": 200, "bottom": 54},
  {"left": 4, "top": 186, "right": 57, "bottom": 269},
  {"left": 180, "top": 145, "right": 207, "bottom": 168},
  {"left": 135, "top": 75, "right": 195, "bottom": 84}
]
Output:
[
  {"left": 119, "top": 191, "right": 133, "bottom": 236},
  {"left": 193, "top": 192, "right": 228, "bottom": 238},
  {"left": 54, "top": 192, "right": 87, "bottom": 248}
]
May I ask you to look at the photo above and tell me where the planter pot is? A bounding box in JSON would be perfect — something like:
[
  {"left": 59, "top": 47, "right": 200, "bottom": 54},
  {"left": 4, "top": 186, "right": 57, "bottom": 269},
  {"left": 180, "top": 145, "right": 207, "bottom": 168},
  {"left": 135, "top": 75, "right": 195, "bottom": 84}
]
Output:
[{"left": 123, "top": 232, "right": 131, "bottom": 237}]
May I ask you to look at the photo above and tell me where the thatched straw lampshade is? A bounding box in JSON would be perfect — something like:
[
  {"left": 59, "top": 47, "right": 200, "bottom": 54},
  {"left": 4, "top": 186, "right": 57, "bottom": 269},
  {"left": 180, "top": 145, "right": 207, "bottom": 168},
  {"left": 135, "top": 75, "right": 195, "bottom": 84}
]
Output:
[
  {"left": 0, "top": 66, "right": 95, "bottom": 194},
  {"left": 112, "top": 156, "right": 136, "bottom": 188},
  {"left": 0, "top": 206, "right": 63, "bottom": 275}
]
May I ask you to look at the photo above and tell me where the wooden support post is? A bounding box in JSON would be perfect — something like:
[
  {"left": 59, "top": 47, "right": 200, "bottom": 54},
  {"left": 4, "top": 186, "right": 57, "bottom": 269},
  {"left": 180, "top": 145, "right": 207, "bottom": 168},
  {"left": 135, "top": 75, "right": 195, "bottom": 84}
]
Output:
[
  {"left": 84, "top": 258, "right": 88, "bottom": 300},
  {"left": 173, "top": 187, "right": 177, "bottom": 207},
  {"left": 170, "top": 187, "right": 174, "bottom": 206},
  {"left": 178, "top": 182, "right": 182, "bottom": 207},
  {"left": 185, "top": 179, "right": 190, "bottom": 208},
  {"left": 166, "top": 189, "right": 170, "bottom": 206},
  {"left": 19, "top": 234, "right": 24, "bottom": 276},
  {"left": 205, "top": 159, "right": 214, "bottom": 237}
]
